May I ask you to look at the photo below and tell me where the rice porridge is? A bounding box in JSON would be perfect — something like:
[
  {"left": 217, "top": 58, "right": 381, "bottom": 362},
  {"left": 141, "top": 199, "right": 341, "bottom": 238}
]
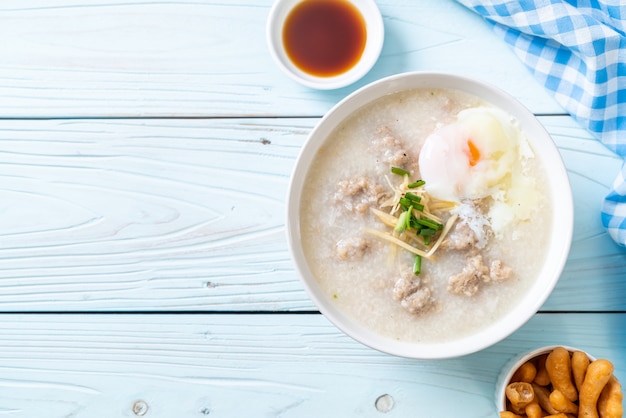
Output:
[{"left": 299, "top": 88, "right": 551, "bottom": 343}]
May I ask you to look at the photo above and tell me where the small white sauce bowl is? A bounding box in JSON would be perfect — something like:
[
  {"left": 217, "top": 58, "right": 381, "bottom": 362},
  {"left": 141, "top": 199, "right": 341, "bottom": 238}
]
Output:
[
  {"left": 286, "top": 72, "right": 574, "bottom": 359},
  {"left": 266, "top": 0, "right": 384, "bottom": 90},
  {"left": 495, "top": 345, "right": 596, "bottom": 411}
]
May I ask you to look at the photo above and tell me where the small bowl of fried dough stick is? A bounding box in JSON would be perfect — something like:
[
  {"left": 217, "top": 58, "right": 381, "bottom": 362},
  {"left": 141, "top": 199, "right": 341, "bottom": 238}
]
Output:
[{"left": 496, "top": 345, "right": 623, "bottom": 418}]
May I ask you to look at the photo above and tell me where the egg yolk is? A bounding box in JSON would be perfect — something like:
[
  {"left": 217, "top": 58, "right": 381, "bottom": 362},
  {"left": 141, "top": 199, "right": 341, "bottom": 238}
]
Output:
[{"left": 467, "top": 140, "right": 480, "bottom": 167}]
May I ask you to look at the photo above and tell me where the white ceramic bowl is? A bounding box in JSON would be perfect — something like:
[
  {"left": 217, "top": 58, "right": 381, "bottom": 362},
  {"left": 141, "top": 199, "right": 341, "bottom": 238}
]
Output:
[
  {"left": 286, "top": 71, "right": 574, "bottom": 359},
  {"left": 266, "top": 0, "right": 384, "bottom": 90},
  {"left": 495, "top": 345, "right": 596, "bottom": 411}
]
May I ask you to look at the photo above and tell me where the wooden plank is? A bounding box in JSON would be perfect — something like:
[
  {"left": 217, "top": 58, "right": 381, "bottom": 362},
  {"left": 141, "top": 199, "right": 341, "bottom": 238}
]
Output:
[
  {"left": 0, "top": 117, "right": 623, "bottom": 311},
  {"left": 543, "top": 117, "right": 626, "bottom": 310},
  {"left": 0, "top": 118, "right": 310, "bottom": 311},
  {"left": 0, "top": 0, "right": 559, "bottom": 118},
  {"left": 0, "top": 313, "right": 622, "bottom": 417}
]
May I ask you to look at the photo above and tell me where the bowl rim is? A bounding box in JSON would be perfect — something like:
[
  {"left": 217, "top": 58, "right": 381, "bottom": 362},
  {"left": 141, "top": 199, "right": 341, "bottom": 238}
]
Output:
[
  {"left": 286, "top": 71, "right": 574, "bottom": 359},
  {"left": 495, "top": 345, "right": 597, "bottom": 411},
  {"left": 266, "top": 0, "right": 385, "bottom": 90}
]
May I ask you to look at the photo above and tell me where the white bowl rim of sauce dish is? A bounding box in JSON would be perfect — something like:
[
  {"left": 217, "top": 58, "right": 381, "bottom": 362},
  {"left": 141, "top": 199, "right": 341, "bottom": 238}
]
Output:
[
  {"left": 266, "top": 0, "right": 384, "bottom": 90},
  {"left": 286, "top": 71, "right": 574, "bottom": 359}
]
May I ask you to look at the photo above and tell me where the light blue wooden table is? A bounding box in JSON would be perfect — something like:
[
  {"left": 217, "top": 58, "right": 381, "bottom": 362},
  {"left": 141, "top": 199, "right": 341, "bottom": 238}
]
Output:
[{"left": 0, "top": 1, "right": 624, "bottom": 416}]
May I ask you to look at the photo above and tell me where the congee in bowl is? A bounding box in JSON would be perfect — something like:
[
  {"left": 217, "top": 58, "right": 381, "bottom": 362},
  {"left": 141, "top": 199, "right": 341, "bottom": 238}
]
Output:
[{"left": 286, "top": 72, "right": 573, "bottom": 359}]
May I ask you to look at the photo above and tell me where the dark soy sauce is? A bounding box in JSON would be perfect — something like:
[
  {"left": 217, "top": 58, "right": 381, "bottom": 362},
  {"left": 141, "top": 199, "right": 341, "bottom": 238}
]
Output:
[{"left": 283, "top": 0, "right": 367, "bottom": 77}]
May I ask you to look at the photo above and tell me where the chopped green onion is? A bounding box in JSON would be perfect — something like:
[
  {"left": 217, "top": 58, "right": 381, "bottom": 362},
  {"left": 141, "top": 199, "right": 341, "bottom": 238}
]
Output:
[
  {"left": 423, "top": 235, "right": 431, "bottom": 246},
  {"left": 404, "top": 194, "right": 424, "bottom": 211},
  {"left": 399, "top": 197, "right": 424, "bottom": 212},
  {"left": 413, "top": 255, "right": 422, "bottom": 275},
  {"left": 408, "top": 180, "right": 426, "bottom": 188},
  {"left": 409, "top": 216, "right": 423, "bottom": 231},
  {"left": 414, "top": 217, "right": 443, "bottom": 230},
  {"left": 404, "top": 206, "right": 413, "bottom": 230},
  {"left": 394, "top": 207, "right": 412, "bottom": 233},
  {"left": 420, "top": 228, "right": 436, "bottom": 236},
  {"left": 399, "top": 197, "right": 412, "bottom": 209},
  {"left": 404, "top": 192, "right": 422, "bottom": 203},
  {"left": 391, "top": 167, "right": 410, "bottom": 176}
]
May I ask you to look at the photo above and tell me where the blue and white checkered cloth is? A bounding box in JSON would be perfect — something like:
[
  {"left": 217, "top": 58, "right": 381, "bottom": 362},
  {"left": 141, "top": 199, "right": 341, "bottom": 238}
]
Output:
[{"left": 456, "top": 0, "right": 626, "bottom": 247}]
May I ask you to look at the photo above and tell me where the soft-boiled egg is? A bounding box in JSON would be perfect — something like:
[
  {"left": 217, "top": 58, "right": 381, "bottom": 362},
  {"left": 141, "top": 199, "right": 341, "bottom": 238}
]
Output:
[
  {"left": 419, "top": 107, "right": 517, "bottom": 202},
  {"left": 418, "top": 106, "right": 538, "bottom": 233}
]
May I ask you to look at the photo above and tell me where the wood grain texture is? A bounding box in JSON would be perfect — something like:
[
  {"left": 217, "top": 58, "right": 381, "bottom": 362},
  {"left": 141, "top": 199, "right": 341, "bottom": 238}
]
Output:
[
  {"left": 0, "top": 116, "right": 623, "bottom": 311},
  {"left": 543, "top": 116, "right": 626, "bottom": 310},
  {"left": 0, "top": 1, "right": 622, "bottom": 416},
  {"left": 0, "top": 0, "right": 560, "bottom": 118},
  {"left": 0, "top": 118, "right": 308, "bottom": 311},
  {"left": 0, "top": 313, "right": 622, "bottom": 417}
]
